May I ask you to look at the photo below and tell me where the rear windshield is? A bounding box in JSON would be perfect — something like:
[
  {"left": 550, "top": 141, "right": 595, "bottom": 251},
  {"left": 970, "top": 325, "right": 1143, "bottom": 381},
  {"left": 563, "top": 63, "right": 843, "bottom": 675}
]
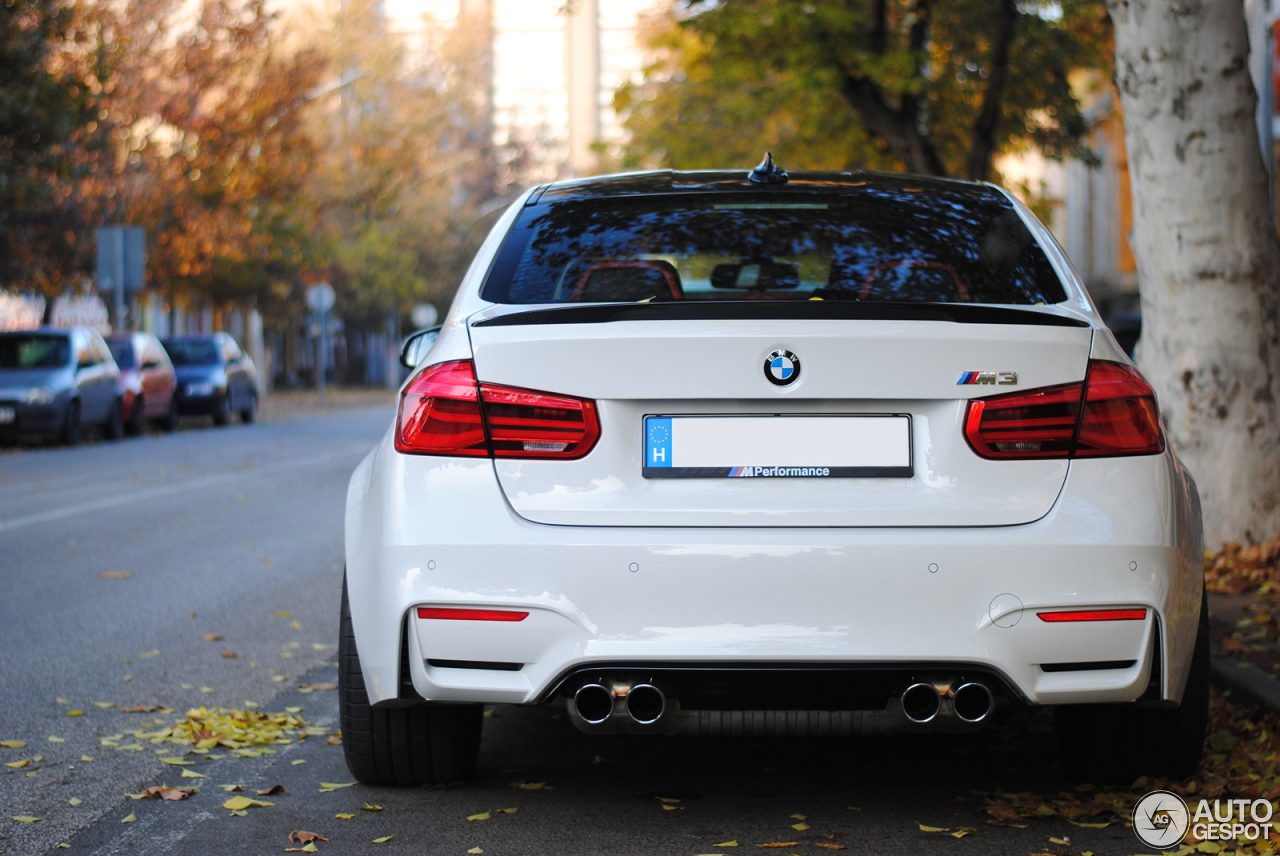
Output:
[
  {"left": 0, "top": 335, "right": 71, "bottom": 369},
  {"left": 164, "top": 339, "right": 220, "bottom": 366},
  {"left": 106, "top": 338, "right": 135, "bottom": 368},
  {"left": 481, "top": 190, "right": 1066, "bottom": 306}
]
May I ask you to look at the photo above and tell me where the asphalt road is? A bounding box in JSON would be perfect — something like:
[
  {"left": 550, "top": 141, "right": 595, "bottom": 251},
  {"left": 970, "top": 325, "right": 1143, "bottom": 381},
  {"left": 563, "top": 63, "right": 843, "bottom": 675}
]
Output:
[{"left": 1, "top": 408, "right": 1147, "bottom": 856}]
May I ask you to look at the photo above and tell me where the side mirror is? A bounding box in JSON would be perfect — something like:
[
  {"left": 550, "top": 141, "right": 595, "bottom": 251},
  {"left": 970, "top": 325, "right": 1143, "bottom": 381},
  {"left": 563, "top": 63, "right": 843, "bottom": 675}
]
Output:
[{"left": 400, "top": 326, "right": 441, "bottom": 370}]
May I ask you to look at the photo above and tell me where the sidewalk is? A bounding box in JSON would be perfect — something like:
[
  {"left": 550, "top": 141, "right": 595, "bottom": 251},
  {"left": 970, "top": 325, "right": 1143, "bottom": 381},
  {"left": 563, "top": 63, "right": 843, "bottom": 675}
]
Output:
[
  {"left": 1208, "top": 591, "right": 1280, "bottom": 712},
  {"left": 258, "top": 386, "right": 397, "bottom": 422}
]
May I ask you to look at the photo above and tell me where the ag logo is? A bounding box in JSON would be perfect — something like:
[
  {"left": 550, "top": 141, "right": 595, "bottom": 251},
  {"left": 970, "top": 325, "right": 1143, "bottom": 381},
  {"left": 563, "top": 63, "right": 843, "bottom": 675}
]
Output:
[
  {"left": 1132, "top": 790, "right": 1190, "bottom": 850},
  {"left": 765, "top": 350, "right": 801, "bottom": 386}
]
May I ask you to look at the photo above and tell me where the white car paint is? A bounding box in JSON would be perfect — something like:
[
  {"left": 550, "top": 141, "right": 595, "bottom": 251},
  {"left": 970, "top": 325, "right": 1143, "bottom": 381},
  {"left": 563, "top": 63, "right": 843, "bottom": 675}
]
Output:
[{"left": 344, "top": 174, "right": 1203, "bottom": 726}]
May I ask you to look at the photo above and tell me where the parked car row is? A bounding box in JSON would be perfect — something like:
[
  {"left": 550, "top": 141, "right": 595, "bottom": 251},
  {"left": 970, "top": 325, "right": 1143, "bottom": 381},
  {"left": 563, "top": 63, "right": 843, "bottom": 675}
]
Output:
[{"left": 0, "top": 327, "right": 259, "bottom": 445}]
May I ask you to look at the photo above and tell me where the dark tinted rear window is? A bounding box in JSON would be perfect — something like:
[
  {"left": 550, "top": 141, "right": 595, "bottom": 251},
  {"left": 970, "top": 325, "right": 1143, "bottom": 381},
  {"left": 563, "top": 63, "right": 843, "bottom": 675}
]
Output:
[
  {"left": 0, "top": 335, "right": 71, "bottom": 369},
  {"left": 164, "top": 339, "right": 220, "bottom": 365},
  {"left": 106, "top": 338, "right": 135, "bottom": 368},
  {"left": 482, "top": 189, "right": 1066, "bottom": 306}
]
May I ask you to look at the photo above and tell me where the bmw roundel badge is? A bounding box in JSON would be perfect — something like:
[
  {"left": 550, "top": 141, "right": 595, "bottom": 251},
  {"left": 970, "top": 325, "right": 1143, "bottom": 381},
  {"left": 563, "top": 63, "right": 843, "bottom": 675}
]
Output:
[{"left": 764, "top": 349, "right": 801, "bottom": 386}]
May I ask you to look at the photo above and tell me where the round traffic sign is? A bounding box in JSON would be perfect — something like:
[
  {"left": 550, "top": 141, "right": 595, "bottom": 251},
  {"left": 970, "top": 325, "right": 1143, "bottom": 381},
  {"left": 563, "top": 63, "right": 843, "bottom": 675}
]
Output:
[{"left": 306, "top": 283, "right": 335, "bottom": 313}]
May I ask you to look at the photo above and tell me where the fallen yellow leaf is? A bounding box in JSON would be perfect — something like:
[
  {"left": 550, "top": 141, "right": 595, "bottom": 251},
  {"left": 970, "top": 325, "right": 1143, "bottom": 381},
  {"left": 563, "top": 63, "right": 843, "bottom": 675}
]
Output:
[
  {"left": 4, "top": 760, "right": 30, "bottom": 768},
  {"left": 468, "top": 811, "right": 491, "bottom": 821},
  {"left": 12, "top": 816, "right": 42, "bottom": 823},
  {"left": 159, "top": 757, "right": 193, "bottom": 766},
  {"left": 334, "top": 813, "right": 356, "bottom": 819},
  {"left": 372, "top": 835, "right": 394, "bottom": 843},
  {"left": 80, "top": 755, "right": 93, "bottom": 762},
  {"left": 180, "top": 769, "right": 205, "bottom": 779},
  {"left": 0, "top": 741, "right": 27, "bottom": 748},
  {"left": 68, "top": 798, "right": 82, "bottom": 806},
  {"left": 663, "top": 804, "right": 685, "bottom": 811},
  {"left": 121, "top": 813, "right": 137, "bottom": 823},
  {"left": 66, "top": 710, "right": 83, "bottom": 717},
  {"left": 47, "top": 736, "right": 64, "bottom": 743},
  {"left": 299, "top": 844, "right": 318, "bottom": 854},
  {"left": 465, "top": 848, "right": 481, "bottom": 855},
  {"left": 1068, "top": 820, "right": 1110, "bottom": 828},
  {"left": 790, "top": 814, "right": 806, "bottom": 820},
  {"left": 56, "top": 698, "right": 71, "bottom": 704},
  {"left": 1048, "top": 837, "right": 1070, "bottom": 845},
  {"left": 950, "top": 830, "right": 971, "bottom": 838},
  {"left": 918, "top": 824, "right": 949, "bottom": 832},
  {"left": 714, "top": 842, "right": 739, "bottom": 848},
  {"left": 93, "top": 702, "right": 114, "bottom": 709},
  {"left": 496, "top": 808, "right": 518, "bottom": 814},
  {"left": 222, "top": 796, "right": 273, "bottom": 810},
  {"left": 219, "top": 784, "right": 243, "bottom": 792},
  {"left": 792, "top": 823, "right": 810, "bottom": 831},
  {"left": 229, "top": 810, "right": 247, "bottom": 817}
]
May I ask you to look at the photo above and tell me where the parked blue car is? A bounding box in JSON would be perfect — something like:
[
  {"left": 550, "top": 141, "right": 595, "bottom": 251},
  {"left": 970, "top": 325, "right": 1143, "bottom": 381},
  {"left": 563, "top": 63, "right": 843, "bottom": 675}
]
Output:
[
  {"left": 162, "top": 333, "right": 259, "bottom": 426},
  {"left": 0, "top": 327, "right": 123, "bottom": 444}
]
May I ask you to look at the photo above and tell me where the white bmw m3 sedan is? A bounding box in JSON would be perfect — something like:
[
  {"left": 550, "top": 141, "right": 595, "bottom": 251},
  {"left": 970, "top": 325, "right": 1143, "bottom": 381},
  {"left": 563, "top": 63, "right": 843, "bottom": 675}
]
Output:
[{"left": 341, "top": 157, "right": 1207, "bottom": 787}]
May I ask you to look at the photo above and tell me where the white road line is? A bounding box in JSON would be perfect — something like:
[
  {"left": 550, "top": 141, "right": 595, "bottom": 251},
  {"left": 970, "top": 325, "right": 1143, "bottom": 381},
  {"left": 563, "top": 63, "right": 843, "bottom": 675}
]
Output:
[{"left": 0, "top": 443, "right": 371, "bottom": 534}]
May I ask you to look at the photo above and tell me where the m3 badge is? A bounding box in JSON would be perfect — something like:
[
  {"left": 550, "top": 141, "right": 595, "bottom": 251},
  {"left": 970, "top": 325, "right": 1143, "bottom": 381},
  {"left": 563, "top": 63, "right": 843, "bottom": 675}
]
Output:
[{"left": 957, "top": 371, "right": 1018, "bottom": 386}]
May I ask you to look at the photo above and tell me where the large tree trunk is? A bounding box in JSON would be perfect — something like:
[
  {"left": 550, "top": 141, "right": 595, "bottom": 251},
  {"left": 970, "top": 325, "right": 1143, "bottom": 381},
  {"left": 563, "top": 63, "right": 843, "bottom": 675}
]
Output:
[{"left": 1108, "top": 0, "right": 1280, "bottom": 545}]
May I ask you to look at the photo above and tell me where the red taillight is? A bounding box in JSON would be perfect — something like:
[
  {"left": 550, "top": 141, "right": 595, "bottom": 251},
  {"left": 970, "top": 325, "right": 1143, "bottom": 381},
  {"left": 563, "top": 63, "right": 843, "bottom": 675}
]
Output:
[
  {"left": 964, "top": 360, "right": 1164, "bottom": 460},
  {"left": 395, "top": 361, "right": 488, "bottom": 457},
  {"left": 416, "top": 607, "right": 529, "bottom": 621},
  {"left": 1037, "top": 608, "right": 1148, "bottom": 622},
  {"left": 395, "top": 360, "right": 600, "bottom": 460},
  {"left": 1073, "top": 361, "right": 1164, "bottom": 457}
]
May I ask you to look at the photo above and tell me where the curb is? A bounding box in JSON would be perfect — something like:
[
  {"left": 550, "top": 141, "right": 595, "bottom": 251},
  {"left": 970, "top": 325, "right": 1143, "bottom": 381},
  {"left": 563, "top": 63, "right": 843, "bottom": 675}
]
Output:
[{"left": 1211, "top": 656, "right": 1280, "bottom": 713}]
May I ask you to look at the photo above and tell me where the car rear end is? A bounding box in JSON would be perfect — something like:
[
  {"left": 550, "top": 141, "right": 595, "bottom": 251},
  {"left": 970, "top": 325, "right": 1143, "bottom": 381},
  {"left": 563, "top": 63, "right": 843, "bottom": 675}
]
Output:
[{"left": 345, "top": 171, "right": 1203, "bottom": 743}]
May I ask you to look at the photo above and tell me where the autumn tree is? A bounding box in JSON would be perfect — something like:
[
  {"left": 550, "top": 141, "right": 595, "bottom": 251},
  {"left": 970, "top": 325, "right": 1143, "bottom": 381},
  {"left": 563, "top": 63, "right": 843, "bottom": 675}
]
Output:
[
  {"left": 617, "top": 0, "right": 1109, "bottom": 181},
  {"left": 296, "top": 0, "right": 509, "bottom": 329},
  {"left": 1107, "top": 0, "right": 1280, "bottom": 544},
  {"left": 0, "top": 0, "right": 107, "bottom": 290}
]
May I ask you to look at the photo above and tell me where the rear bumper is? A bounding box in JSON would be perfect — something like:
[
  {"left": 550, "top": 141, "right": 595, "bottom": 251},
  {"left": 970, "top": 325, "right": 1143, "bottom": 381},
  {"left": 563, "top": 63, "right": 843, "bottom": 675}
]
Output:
[
  {"left": 344, "top": 442, "right": 1203, "bottom": 711},
  {"left": 0, "top": 401, "right": 65, "bottom": 437}
]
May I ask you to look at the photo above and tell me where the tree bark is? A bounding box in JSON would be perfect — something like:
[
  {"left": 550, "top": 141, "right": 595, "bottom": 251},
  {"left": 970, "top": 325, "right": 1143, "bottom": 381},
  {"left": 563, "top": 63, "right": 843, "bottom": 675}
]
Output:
[
  {"left": 965, "top": 0, "right": 1017, "bottom": 181},
  {"left": 1108, "top": 0, "right": 1280, "bottom": 544}
]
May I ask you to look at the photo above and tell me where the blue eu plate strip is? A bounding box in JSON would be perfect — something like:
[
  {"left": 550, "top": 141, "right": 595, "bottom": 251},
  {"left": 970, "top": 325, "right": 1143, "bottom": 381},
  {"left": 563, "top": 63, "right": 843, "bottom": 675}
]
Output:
[{"left": 645, "top": 417, "right": 672, "bottom": 468}]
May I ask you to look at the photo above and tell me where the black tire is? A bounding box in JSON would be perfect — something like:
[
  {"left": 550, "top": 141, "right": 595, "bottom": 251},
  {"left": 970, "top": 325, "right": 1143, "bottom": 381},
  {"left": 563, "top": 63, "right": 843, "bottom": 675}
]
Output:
[
  {"left": 1055, "top": 589, "right": 1210, "bottom": 783},
  {"left": 211, "top": 393, "right": 230, "bottom": 426},
  {"left": 103, "top": 398, "right": 123, "bottom": 440},
  {"left": 339, "top": 575, "right": 483, "bottom": 786},
  {"left": 157, "top": 396, "right": 179, "bottom": 432},
  {"left": 126, "top": 395, "right": 146, "bottom": 436},
  {"left": 60, "top": 400, "right": 81, "bottom": 446},
  {"left": 240, "top": 393, "right": 257, "bottom": 424}
]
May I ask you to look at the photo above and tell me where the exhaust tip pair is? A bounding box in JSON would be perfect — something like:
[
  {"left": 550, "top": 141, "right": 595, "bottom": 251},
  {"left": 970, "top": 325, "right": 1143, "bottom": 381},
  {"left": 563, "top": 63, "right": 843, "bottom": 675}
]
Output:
[
  {"left": 901, "top": 681, "right": 993, "bottom": 724},
  {"left": 573, "top": 682, "right": 665, "bottom": 725}
]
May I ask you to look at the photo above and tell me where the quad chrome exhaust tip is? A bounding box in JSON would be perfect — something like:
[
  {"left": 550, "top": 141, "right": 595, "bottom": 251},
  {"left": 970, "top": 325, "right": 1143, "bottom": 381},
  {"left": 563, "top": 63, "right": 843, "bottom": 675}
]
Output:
[
  {"left": 901, "top": 682, "right": 942, "bottom": 723},
  {"left": 625, "top": 683, "right": 666, "bottom": 724},
  {"left": 951, "top": 682, "right": 994, "bottom": 723},
  {"left": 572, "top": 683, "right": 615, "bottom": 724}
]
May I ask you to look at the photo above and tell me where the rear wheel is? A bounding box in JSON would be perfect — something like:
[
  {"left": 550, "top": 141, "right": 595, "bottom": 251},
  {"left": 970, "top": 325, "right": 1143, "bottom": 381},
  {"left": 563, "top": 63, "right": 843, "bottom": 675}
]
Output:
[
  {"left": 103, "top": 399, "right": 123, "bottom": 440},
  {"left": 338, "top": 576, "right": 483, "bottom": 786},
  {"left": 1055, "top": 590, "right": 1210, "bottom": 783},
  {"left": 156, "top": 396, "right": 179, "bottom": 432},
  {"left": 60, "top": 400, "right": 81, "bottom": 446},
  {"left": 211, "top": 393, "right": 230, "bottom": 426},
  {"left": 126, "top": 395, "right": 146, "bottom": 436}
]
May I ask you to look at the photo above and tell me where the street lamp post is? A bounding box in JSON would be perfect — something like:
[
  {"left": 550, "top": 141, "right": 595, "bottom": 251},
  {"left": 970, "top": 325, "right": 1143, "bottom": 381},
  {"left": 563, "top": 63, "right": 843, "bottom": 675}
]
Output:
[{"left": 305, "top": 283, "right": 336, "bottom": 403}]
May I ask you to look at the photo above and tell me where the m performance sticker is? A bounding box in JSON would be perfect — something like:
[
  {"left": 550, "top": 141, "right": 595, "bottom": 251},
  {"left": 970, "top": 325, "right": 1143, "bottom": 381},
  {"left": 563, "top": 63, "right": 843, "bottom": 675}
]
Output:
[{"left": 642, "top": 415, "right": 912, "bottom": 479}]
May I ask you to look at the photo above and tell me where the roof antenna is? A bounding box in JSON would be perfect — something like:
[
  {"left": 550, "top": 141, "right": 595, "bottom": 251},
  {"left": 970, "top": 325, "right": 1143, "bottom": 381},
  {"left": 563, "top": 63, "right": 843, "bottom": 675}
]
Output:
[{"left": 748, "top": 152, "right": 789, "bottom": 185}]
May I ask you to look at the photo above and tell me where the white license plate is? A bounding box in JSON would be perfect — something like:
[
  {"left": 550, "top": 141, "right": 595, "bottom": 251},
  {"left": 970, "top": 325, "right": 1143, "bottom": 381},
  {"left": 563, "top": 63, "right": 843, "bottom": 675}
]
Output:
[
  {"left": 0, "top": 407, "right": 14, "bottom": 424},
  {"left": 643, "top": 415, "right": 912, "bottom": 479}
]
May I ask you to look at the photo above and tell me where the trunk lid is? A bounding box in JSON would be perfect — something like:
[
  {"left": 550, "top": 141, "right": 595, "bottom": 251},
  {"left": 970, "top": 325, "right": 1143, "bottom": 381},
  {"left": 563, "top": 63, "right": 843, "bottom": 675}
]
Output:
[{"left": 468, "top": 308, "right": 1093, "bottom": 527}]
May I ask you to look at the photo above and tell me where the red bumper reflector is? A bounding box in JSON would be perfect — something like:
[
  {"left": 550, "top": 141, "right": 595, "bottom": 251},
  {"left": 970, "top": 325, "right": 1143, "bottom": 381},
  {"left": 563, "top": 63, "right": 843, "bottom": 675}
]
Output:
[
  {"left": 416, "top": 607, "right": 529, "bottom": 622},
  {"left": 1037, "top": 608, "right": 1147, "bottom": 622}
]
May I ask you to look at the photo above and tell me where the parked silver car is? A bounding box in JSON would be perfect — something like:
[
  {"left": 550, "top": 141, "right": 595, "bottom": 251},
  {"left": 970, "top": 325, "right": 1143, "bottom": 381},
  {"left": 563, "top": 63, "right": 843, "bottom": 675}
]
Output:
[{"left": 0, "top": 327, "right": 124, "bottom": 445}]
